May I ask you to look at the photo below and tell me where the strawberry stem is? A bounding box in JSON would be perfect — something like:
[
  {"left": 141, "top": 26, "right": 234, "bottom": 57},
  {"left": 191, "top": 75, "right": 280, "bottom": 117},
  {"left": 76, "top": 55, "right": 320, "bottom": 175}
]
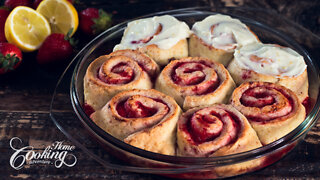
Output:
[
  {"left": 64, "top": 28, "right": 78, "bottom": 47},
  {"left": 92, "top": 9, "right": 112, "bottom": 35},
  {"left": 0, "top": 53, "right": 20, "bottom": 72}
]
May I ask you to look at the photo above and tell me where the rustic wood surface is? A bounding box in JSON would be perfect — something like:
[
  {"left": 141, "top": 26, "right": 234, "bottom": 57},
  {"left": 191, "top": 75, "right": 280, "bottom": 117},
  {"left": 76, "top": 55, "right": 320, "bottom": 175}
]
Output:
[{"left": 1, "top": 0, "right": 320, "bottom": 179}]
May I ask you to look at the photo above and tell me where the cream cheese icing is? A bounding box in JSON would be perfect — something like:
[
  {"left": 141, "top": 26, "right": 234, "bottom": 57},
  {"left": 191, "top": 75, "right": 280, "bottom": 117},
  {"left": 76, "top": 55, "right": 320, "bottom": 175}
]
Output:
[
  {"left": 114, "top": 15, "right": 191, "bottom": 51},
  {"left": 234, "top": 43, "right": 307, "bottom": 77},
  {"left": 192, "top": 14, "right": 259, "bottom": 51}
]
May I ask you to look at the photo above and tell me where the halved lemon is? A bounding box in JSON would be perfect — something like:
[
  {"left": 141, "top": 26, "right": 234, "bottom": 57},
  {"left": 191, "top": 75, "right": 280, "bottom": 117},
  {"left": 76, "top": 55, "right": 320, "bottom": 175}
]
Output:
[
  {"left": 36, "top": 0, "right": 78, "bottom": 36},
  {"left": 5, "top": 6, "right": 51, "bottom": 52}
]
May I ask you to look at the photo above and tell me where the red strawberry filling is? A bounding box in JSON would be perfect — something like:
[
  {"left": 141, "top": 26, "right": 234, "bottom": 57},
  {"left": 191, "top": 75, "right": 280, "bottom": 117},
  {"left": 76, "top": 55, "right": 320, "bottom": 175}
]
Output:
[
  {"left": 82, "top": 103, "right": 95, "bottom": 116},
  {"left": 240, "top": 86, "right": 293, "bottom": 122},
  {"left": 98, "top": 62, "right": 134, "bottom": 84},
  {"left": 240, "top": 88, "right": 275, "bottom": 107},
  {"left": 185, "top": 107, "right": 239, "bottom": 146},
  {"left": 116, "top": 97, "right": 168, "bottom": 118},
  {"left": 302, "top": 97, "right": 311, "bottom": 115},
  {"left": 171, "top": 61, "right": 220, "bottom": 95}
]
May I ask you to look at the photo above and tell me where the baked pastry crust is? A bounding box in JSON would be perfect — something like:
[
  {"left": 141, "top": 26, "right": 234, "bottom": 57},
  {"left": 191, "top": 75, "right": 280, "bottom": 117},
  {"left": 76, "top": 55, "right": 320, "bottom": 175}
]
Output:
[
  {"left": 177, "top": 104, "right": 262, "bottom": 177},
  {"left": 189, "top": 14, "right": 259, "bottom": 66},
  {"left": 113, "top": 15, "right": 191, "bottom": 66},
  {"left": 84, "top": 49, "right": 159, "bottom": 110},
  {"left": 139, "top": 39, "right": 188, "bottom": 66},
  {"left": 177, "top": 104, "right": 261, "bottom": 157},
  {"left": 156, "top": 57, "right": 235, "bottom": 110},
  {"left": 228, "top": 59, "right": 308, "bottom": 102},
  {"left": 227, "top": 43, "right": 308, "bottom": 102},
  {"left": 189, "top": 34, "right": 234, "bottom": 66},
  {"left": 231, "top": 82, "right": 306, "bottom": 145},
  {"left": 90, "top": 89, "right": 182, "bottom": 155}
]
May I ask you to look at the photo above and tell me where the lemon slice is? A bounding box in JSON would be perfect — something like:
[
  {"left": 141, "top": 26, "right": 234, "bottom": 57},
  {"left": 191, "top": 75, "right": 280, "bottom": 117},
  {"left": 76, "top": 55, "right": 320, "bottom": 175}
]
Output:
[
  {"left": 36, "top": 0, "right": 78, "bottom": 36},
  {"left": 5, "top": 6, "right": 51, "bottom": 52}
]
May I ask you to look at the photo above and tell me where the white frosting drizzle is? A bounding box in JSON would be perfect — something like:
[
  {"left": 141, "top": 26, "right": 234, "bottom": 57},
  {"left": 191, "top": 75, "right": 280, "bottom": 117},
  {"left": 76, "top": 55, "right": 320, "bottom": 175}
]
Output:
[
  {"left": 192, "top": 14, "right": 259, "bottom": 51},
  {"left": 114, "top": 15, "right": 191, "bottom": 51},
  {"left": 234, "top": 43, "right": 307, "bottom": 77}
]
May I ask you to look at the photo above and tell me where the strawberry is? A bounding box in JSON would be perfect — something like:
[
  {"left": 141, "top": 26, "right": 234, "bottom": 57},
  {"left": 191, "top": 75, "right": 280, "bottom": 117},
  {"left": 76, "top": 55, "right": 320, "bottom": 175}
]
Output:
[
  {"left": 80, "top": 8, "right": 112, "bottom": 35},
  {"left": 36, "top": 29, "right": 76, "bottom": 65},
  {"left": 0, "top": 42, "right": 22, "bottom": 74},
  {"left": 4, "top": 0, "right": 32, "bottom": 10},
  {"left": 0, "top": 8, "right": 10, "bottom": 42}
]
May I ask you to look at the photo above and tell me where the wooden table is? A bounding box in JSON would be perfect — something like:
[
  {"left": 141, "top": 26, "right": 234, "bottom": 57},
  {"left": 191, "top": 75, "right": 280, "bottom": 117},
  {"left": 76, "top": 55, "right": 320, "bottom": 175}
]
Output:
[{"left": 1, "top": 0, "right": 320, "bottom": 179}]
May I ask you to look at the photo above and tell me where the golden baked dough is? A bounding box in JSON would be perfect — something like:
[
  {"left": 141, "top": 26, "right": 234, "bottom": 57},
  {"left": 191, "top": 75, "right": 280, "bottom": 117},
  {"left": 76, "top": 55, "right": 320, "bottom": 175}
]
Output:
[
  {"left": 189, "top": 14, "right": 259, "bottom": 66},
  {"left": 113, "top": 15, "right": 191, "bottom": 66},
  {"left": 90, "top": 89, "right": 182, "bottom": 155},
  {"left": 156, "top": 57, "right": 235, "bottom": 110},
  {"left": 83, "top": 49, "right": 159, "bottom": 110},
  {"left": 139, "top": 39, "right": 188, "bottom": 66},
  {"left": 227, "top": 43, "right": 308, "bottom": 102},
  {"left": 177, "top": 104, "right": 262, "bottom": 177},
  {"left": 231, "top": 82, "right": 306, "bottom": 145},
  {"left": 189, "top": 34, "right": 234, "bottom": 66}
]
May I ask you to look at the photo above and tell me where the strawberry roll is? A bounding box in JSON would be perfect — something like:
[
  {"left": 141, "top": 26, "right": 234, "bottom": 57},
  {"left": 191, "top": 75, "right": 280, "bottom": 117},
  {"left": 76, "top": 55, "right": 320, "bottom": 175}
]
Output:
[
  {"left": 177, "top": 104, "right": 262, "bottom": 177},
  {"left": 114, "top": 15, "right": 191, "bottom": 66},
  {"left": 231, "top": 82, "right": 306, "bottom": 145},
  {"left": 189, "top": 14, "right": 259, "bottom": 66},
  {"left": 227, "top": 43, "right": 308, "bottom": 102},
  {"left": 156, "top": 57, "right": 235, "bottom": 110},
  {"left": 90, "top": 89, "right": 181, "bottom": 155},
  {"left": 84, "top": 49, "right": 159, "bottom": 110}
]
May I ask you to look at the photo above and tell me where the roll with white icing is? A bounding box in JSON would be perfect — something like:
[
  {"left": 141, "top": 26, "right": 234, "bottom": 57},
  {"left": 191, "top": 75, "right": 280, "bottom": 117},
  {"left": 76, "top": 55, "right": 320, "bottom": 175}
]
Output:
[
  {"left": 227, "top": 43, "right": 308, "bottom": 102},
  {"left": 189, "top": 14, "right": 259, "bottom": 66},
  {"left": 114, "top": 15, "right": 191, "bottom": 66}
]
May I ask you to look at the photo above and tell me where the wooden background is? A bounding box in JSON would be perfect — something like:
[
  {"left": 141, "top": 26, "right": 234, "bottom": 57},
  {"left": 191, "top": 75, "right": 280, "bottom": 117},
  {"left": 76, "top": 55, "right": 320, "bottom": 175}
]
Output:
[{"left": 1, "top": 0, "right": 320, "bottom": 179}]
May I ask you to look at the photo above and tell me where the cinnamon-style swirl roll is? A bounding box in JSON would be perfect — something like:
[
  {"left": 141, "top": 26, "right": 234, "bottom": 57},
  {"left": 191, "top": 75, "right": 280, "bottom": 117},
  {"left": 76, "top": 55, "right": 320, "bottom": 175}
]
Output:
[
  {"left": 231, "top": 82, "right": 306, "bottom": 145},
  {"left": 114, "top": 15, "right": 191, "bottom": 66},
  {"left": 227, "top": 43, "right": 308, "bottom": 102},
  {"left": 156, "top": 57, "right": 235, "bottom": 110},
  {"left": 90, "top": 89, "right": 182, "bottom": 155},
  {"left": 84, "top": 49, "right": 159, "bottom": 110},
  {"left": 177, "top": 104, "right": 261, "bottom": 157},
  {"left": 189, "top": 14, "right": 259, "bottom": 66},
  {"left": 177, "top": 104, "right": 262, "bottom": 177}
]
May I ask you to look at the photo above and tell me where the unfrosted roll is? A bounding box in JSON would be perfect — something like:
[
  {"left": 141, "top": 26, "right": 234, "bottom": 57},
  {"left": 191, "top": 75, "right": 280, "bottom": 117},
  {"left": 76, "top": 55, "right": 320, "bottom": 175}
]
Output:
[
  {"left": 231, "top": 82, "right": 306, "bottom": 145},
  {"left": 90, "top": 89, "right": 182, "bottom": 155},
  {"left": 84, "top": 49, "right": 159, "bottom": 110},
  {"left": 114, "top": 15, "right": 191, "bottom": 66},
  {"left": 189, "top": 14, "right": 259, "bottom": 66},
  {"left": 228, "top": 43, "right": 308, "bottom": 102},
  {"left": 156, "top": 57, "right": 235, "bottom": 110},
  {"left": 177, "top": 104, "right": 262, "bottom": 177}
]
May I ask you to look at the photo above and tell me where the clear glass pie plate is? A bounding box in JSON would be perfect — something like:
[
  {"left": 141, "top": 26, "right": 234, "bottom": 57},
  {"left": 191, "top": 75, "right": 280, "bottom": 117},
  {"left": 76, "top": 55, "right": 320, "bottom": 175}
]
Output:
[{"left": 50, "top": 7, "right": 320, "bottom": 179}]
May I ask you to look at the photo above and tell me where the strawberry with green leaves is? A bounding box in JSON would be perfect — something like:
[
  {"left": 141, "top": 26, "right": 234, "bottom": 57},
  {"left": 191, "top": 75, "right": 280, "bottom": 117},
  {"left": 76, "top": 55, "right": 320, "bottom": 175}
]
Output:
[
  {"left": 0, "top": 42, "right": 22, "bottom": 74},
  {"left": 80, "top": 8, "right": 112, "bottom": 36},
  {"left": 36, "top": 29, "right": 76, "bottom": 65}
]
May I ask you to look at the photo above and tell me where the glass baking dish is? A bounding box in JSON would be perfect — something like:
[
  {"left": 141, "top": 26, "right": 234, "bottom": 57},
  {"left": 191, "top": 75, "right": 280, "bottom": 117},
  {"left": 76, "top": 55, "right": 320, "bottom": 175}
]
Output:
[{"left": 50, "top": 7, "right": 320, "bottom": 179}]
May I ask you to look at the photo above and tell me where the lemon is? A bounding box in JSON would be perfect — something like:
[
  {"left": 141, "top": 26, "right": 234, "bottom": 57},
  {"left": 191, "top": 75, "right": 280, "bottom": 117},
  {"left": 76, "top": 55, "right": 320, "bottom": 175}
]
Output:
[
  {"left": 36, "top": 0, "right": 78, "bottom": 36},
  {"left": 5, "top": 6, "right": 51, "bottom": 52}
]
